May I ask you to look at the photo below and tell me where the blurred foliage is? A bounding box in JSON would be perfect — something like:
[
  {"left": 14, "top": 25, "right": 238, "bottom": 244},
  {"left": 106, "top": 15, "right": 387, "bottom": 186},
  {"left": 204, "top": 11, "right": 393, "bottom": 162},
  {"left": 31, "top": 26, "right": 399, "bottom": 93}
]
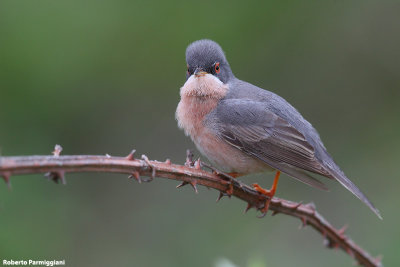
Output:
[{"left": 0, "top": 0, "right": 399, "bottom": 266}]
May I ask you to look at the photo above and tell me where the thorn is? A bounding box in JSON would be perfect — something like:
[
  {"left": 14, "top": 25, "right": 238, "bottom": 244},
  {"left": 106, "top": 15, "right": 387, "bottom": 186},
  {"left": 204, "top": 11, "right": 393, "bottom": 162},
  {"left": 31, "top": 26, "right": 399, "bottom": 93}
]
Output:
[
  {"left": 374, "top": 255, "right": 383, "bottom": 266},
  {"left": 299, "top": 217, "right": 307, "bottom": 229},
  {"left": 52, "top": 144, "right": 63, "bottom": 157},
  {"left": 216, "top": 191, "right": 226, "bottom": 202},
  {"left": 175, "top": 181, "right": 198, "bottom": 193},
  {"left": 128, "top": 171, "right": 141, "bottom": 183},
  {"left": 346, "top": 247, "right": 354, "bottom": 258},
  {"left": 244, "top": 203, "right": 254, "bottom": 213},
  {"left": 176, "top": 181, "right": 188, "bottom": 189},
  {"left": 306, "top": 201, "right": 316, "bottom": 211},
  {"left": 141, "top": 154, "right": 155, "bottom": 180},
  {"left": 177, "top": 180, "right": 198, "bottom": 193},
  {"left": 338, "top": 224, "right": 348, "bottom": 237},
  {"left": 59, "top": 171, "right": 66, "bottom": 185},
  {"left": 194, "top": 158, "right": 201, "bottom": 170},
  {"left": 271, "top": 210, "right": 279, "bottom": 216},
  {"left": 45, "top": 171, "right": 66, "bottom": 185},
  {"left": 323, "top": 237, "right": 340, "bottom": 249},
  {"left": 164, "top": 158, "right": 171, "bottom": 165},
  {"left": 189, "top": 180, "right": 198, "bottom": 193},
  {"left": 126, "top": 149, "right": 136, "bottom": 160},
  {"left": 323, "top": 236, "right": 339, "bottom": 249},
  {"left": 289, "top": 202, "right": 303, "bottom": 210},
  {"left": 2, "top": 172, "right": 11, "bottom": 190}
]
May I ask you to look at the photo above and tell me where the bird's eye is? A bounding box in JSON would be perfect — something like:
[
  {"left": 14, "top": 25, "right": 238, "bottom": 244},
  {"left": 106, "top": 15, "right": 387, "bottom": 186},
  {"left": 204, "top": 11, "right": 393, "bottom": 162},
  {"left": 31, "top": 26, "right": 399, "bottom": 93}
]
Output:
[
  {"left": 215, "top": 62, "right": 220, "bottom": 74},
  {"left": 187, "top": 65, "right": 190, "bottom": 75}
]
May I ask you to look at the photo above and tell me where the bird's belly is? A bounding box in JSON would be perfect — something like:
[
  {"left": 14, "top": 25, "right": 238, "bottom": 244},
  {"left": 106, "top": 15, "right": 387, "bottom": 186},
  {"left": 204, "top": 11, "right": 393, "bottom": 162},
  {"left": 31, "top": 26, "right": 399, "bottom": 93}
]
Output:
[{"left": 193, "top": 128, "right": 272, "bottom": 174}]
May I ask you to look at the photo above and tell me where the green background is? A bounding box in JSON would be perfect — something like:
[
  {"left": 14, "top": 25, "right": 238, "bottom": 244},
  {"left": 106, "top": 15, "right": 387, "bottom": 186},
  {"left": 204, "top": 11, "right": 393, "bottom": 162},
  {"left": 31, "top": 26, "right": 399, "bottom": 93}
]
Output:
[{"left": 0, "top": 1, "right": 399, "bottom": 266}]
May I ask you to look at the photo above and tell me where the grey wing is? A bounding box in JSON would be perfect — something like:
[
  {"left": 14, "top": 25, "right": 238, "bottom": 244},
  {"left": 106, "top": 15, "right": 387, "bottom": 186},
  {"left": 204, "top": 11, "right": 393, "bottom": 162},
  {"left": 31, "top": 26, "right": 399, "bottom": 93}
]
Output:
[
  {"left": 209, "top": 99, "right": 332, "bottom": 190},
  {"left": 210, "top": 97, "right": 381, "bottom": 218}
]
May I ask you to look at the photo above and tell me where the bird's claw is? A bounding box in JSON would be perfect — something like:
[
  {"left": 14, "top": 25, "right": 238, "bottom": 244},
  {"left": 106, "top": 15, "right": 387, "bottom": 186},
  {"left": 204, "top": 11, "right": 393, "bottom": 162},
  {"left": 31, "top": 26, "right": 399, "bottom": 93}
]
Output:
[
  {"left": 257, "top": 198, "right": 272, "bottom": 218},
  {"left": 185, "top": 149, "right": 195, "bottom": 167},
  {"left": 252, "top": 183, "right": 274, "bottom": 217},
  {"left": 251, "top": 171, "right": 281, "bottom": 218}
]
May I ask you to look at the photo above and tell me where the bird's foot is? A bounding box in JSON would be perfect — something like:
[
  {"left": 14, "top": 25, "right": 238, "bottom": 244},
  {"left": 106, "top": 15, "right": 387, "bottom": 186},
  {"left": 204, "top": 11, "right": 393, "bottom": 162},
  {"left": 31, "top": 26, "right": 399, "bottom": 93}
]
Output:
[
  {"left": 252, "top": 183, "right": 274, "bottom": 217},
  {"left": 185, "top": 149, "right": 195, "bottom": 167},
  {"left": 226, "top": 172, "right": 242, "bottom": 178},
  {"left": 199, "top": 162, "right": 239, "bottom": 196},
  {"left": 221, "top": 173, "right": 244, "bottom": 195},
  {"left": 252, "top": 171, "right": 281, "bottom": 217}
]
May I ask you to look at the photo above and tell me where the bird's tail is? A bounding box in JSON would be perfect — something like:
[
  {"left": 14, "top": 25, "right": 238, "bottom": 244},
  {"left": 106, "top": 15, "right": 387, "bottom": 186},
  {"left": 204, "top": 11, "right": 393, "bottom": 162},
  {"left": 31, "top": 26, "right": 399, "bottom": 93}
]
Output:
[{"left": 328, "top": 165, "right": 382, "bottom": 219}]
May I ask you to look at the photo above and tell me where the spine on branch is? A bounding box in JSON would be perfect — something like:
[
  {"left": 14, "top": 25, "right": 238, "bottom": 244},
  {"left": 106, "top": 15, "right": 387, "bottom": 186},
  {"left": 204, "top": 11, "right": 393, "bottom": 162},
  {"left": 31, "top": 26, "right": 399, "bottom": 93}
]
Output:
[{"left": 0, "top": 146, "right": 382, "bottom": 267}]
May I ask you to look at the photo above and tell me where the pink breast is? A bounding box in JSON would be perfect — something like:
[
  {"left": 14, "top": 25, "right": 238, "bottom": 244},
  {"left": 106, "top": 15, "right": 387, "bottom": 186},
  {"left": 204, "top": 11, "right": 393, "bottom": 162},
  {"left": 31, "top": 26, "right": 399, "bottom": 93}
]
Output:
[{"left": 176, "top": 95, "right": 269, "bottom": 174}]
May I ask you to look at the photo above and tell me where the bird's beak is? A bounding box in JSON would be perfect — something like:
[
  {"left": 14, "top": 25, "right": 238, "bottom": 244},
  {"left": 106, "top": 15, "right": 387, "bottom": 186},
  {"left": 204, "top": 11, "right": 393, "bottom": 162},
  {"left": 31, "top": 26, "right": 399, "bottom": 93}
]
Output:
[{"left": 194, "top": 67, "right": 207, "bottom": 77}]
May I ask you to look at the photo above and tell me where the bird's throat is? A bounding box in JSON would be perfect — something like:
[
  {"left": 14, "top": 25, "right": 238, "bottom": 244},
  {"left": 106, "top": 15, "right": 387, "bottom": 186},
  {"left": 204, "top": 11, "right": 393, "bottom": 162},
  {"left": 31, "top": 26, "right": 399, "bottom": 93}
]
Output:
[
  {"left": 176, "top": 74, "right": 228, "bottom": 138},
  {"left": 180, "top": 74, "right": 228, "bottom": 98}
]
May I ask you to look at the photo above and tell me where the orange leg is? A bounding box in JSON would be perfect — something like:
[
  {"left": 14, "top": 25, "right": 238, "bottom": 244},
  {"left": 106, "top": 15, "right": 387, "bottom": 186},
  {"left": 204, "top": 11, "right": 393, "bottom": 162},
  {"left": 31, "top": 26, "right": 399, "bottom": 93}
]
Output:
[{"left": 252, "top": 171, "right": 281, "bottom": 215}]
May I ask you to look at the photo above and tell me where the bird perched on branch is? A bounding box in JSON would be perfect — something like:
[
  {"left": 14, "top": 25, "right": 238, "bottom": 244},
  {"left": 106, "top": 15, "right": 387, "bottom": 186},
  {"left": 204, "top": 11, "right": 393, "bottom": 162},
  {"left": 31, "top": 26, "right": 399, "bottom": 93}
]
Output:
[{"left": 176, "top": 39, "right": 381, "bottom": 219}]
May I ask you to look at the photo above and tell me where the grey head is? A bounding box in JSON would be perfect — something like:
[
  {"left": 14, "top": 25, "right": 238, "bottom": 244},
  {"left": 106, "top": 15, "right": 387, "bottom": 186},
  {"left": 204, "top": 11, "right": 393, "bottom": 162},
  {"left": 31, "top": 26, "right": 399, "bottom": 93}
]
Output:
[{"left": 186, "top": 39, "right": 235, "bottom": 84}]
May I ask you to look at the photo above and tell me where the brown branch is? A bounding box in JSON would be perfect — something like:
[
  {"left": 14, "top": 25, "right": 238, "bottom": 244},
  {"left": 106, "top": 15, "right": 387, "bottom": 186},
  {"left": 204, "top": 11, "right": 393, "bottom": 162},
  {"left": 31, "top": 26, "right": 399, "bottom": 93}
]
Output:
[{"left": 0, "top": 149, "right": 382, "bottom": 267}]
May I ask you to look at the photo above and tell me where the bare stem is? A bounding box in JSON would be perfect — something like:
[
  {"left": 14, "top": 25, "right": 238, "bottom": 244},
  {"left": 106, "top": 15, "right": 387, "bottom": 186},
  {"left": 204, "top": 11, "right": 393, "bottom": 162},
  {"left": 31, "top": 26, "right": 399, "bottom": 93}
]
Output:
[{"left": 0, "top": 152, "right": 382, "bottom": 267}]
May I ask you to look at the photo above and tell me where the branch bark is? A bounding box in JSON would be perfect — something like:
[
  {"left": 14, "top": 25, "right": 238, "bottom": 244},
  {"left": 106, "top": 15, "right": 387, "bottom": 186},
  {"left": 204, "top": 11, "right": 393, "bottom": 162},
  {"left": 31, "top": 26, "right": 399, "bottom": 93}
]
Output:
[{"left": 0, "top": 150, "right": 382, "bottom": 267}]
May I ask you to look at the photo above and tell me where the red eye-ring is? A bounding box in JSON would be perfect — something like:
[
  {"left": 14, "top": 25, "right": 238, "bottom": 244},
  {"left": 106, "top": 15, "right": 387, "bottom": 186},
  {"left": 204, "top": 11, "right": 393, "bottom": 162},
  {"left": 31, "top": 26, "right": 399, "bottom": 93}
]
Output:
[{"left": 215, "top": 62, "right": 220, "bottom": 74}]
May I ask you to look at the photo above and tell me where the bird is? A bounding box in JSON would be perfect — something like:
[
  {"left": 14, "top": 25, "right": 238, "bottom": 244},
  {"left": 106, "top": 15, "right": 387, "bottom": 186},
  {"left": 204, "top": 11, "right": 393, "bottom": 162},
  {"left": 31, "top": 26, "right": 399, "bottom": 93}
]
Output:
[{"left": 176, "top": 39, "right": 381, "bottom": 219}]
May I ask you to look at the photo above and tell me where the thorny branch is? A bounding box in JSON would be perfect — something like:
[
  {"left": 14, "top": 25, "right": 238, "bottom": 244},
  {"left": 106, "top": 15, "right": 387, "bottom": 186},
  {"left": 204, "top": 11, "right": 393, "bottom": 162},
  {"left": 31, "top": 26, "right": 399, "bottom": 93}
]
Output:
[{"left": 0, "top": 146, "right": 382, "bottom": 267}]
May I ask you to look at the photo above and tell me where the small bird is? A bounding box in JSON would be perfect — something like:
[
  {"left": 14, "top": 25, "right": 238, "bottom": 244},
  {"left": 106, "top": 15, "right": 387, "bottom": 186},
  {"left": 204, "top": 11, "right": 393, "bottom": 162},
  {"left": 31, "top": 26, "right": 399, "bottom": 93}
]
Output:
[{"left": 176, "top": 39, "right": 381, "bottom": 219}]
